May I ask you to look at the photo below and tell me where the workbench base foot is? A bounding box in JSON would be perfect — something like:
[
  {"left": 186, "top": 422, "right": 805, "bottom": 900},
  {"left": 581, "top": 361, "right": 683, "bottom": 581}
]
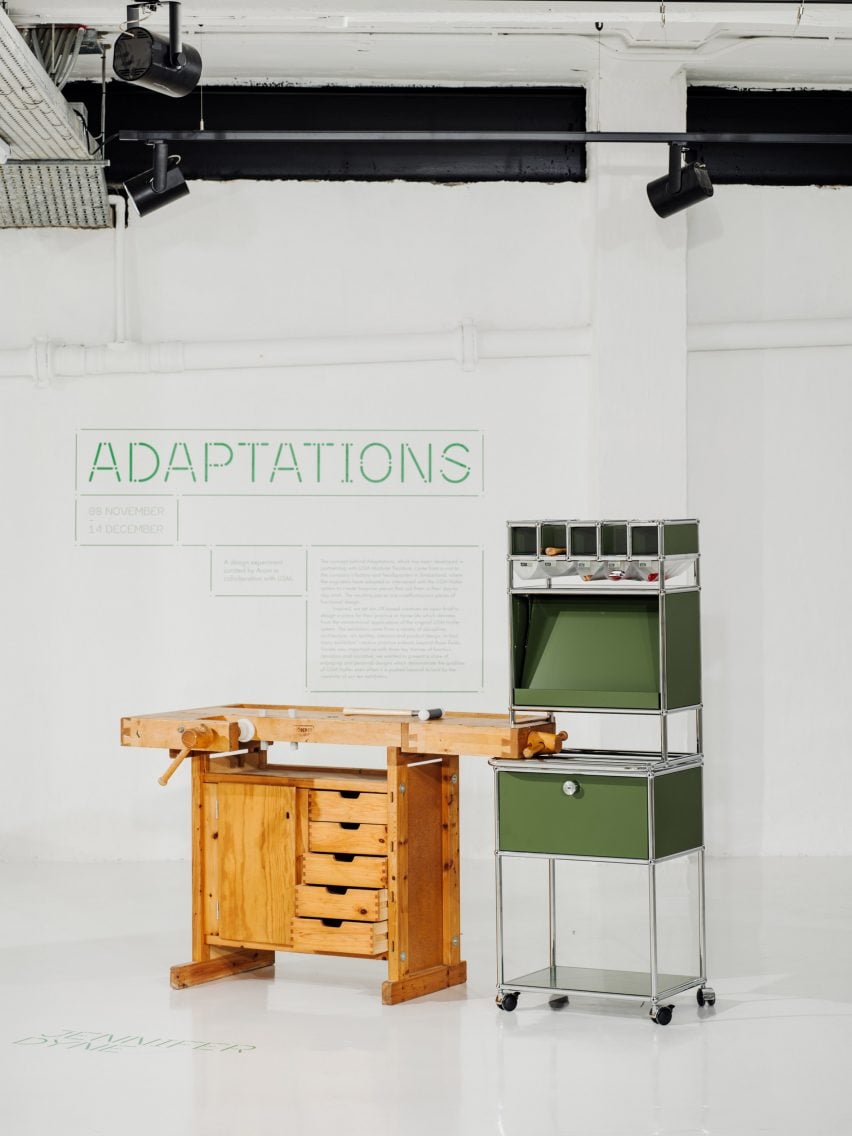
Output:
[
  {"left": 170, "top": 949, "right": 276, "bottom": 990},
  {"left": 381, "top": 961, "right": 467, "bottom": 1005}
]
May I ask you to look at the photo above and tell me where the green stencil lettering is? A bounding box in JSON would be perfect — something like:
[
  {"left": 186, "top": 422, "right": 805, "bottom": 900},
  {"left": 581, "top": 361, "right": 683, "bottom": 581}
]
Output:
[
  {"left": 164, "top": 442, "right": 197, "bottom": 483},
  {"left": 269, "top": 442, "right": 302, "bottom": 483},
  {"left": 88, "top": 442, "right": 121, "bottom": 483},
  {"left": 440, "top": 442, "right": 471, "bottom": 484}
]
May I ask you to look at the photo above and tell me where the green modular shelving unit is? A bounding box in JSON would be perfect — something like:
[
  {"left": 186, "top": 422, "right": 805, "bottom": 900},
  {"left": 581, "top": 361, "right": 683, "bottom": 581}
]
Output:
[{"left": 495, "top": 519, "right": 714, "bottom": 1026}]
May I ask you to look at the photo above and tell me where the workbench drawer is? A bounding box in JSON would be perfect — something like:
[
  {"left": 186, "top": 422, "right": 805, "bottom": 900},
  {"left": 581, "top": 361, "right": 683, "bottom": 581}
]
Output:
[
  {"left": 309, "top": 821, "right": 388, "bottom": 856},
  {"left": 497, "top": 768, "right": 702, "bottom": 861},
  {"left": 291, "top": 916, "right": 388, "bottom": 956},
  {"left": 301, "top": 852, "right": 388, "bottom": 888},
  {"left": 295, "top": 884, "right": 387, "bottom": 922},
  {"left": 309, "top": 789, "right": 388, "bottom": 824}
]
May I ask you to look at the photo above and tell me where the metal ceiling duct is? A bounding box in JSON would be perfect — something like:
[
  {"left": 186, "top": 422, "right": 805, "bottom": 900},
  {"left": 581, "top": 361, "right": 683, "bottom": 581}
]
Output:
[{"left": 0, "top": 7, "right": 109, "bottom": 228}]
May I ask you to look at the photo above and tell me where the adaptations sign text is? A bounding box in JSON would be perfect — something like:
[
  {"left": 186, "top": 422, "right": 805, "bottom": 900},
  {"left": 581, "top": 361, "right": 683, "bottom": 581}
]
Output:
[{"left": 77, "top": 430, "right": 482, "bottom": 496}]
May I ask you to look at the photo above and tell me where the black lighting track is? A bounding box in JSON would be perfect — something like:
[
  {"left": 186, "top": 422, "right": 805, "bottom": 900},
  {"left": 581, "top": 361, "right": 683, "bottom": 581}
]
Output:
[
  {"left": 119, "top": 130, "right": 852, "bottom": 145},
  {"left": 69, "top": 83, "right": 588, "bottom": 183}
]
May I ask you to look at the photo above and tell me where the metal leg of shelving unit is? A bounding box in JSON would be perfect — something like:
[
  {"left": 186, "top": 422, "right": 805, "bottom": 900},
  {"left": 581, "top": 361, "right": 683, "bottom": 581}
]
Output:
[
  {"left": 548, "top": 857, "right": 557, "bottom": 984},
  {"left": 659, "top": 712, "right": 669, "bottom": 762},
  {"left": 495, "top": 853, "right": 505, "bottom": 989},
  {"left": 696, "top": 705, "right": 704, "bottom": 757},
  {"left": 648, "top": 861, "right": 659, "bottom": 1006},
  {"left": 697, "top": 847, "right": 707, "bottom": 982}
]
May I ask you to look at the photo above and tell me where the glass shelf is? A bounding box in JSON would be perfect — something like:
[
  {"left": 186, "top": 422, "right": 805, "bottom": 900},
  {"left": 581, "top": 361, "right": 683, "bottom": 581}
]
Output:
[{"left": 504, "top": 965, "right": 699, "bottom": 1001}]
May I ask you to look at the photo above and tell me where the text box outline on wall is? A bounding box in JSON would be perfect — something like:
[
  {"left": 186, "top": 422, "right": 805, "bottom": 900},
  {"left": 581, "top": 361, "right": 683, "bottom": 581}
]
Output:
[
  {"left": 307, "top": 544, "right": 484, "bottom": 694},
  {"left": 210, "top": 545, "right": 307, "bottom": 598}
]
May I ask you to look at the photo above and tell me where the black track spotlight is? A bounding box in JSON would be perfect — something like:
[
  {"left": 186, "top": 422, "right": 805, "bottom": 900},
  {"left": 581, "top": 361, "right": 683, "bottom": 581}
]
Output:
[
  {"left": 124, "top": 141, "right": 189, "bottom": 216},
  {"left": 647, "top": 143, "right": 713, "bottom": 218},
  {"left": 113, "top": 2, "right": 201, "bottom": 97}
]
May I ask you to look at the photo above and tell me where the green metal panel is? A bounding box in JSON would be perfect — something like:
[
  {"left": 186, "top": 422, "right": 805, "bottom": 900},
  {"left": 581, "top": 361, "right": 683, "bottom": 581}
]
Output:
[
  {"left": 514, "top": 595, "right": 661, "bottom": 711},
  {"left": 630, "top": 525, "right": 659, "bottom": 556},
  {"left": 663, "top": 591, "right": 702, "bottom": 709},
  {"left": 569, "top": 525, "right": 597, "bottom": 557},
  {"left": 511, "top": 526, "right": 537, "bottom": 555},
  {"left": 512, "top": 597, "right": 529, "bottom": 689},
  {"left": 653, "top": 767, "right": 703, "bottom": 858},
  {"left": 663, "top": 522, "right": 699, "bottom": 556},
  {"left": 498, "top": 771, "right": 649, "bottom": 859},
  {"left": 514, "top": 688, "right": 659, "bottom": 710},
  {"left": 540, "top": 523, "right": 566, "bottom": 552},
  {"left": 601, "top": 523, "right": 628, "bottom": 556}
]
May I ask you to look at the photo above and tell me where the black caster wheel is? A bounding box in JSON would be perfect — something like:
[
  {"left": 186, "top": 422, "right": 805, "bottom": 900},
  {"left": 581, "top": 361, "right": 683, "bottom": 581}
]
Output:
[
  {"left": 652, "top": 1005, "right": 674, "bottom": 1026},
  {"left": 497, "top": 992, "right": 519, "bottom": 1012},
  {"left": 697, "top": 986, "right": 716, "bottom": 1008},
  {"left": 549, "top": 995, "right": 569, "bottom": 1011}
]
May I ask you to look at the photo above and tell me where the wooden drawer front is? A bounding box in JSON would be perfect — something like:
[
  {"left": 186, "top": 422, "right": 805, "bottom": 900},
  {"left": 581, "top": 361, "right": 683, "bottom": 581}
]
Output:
[
  {"left": 309, "top": 789, "right": 388, "bottom": 824},
  {"left": 498, "top": 771, "right": 649, "bottom": 860},
  {"left": 309, "top": 821, "right": 387, "bottom": 856},
  {"left": 301, "top": 853, "right": 388, "bottom": 888},
  {"left": 295, "top": 884, "right": 387, "bottom": 922},
  {"left": 291, "top": 916, "right": 388, "bottom": 957}
]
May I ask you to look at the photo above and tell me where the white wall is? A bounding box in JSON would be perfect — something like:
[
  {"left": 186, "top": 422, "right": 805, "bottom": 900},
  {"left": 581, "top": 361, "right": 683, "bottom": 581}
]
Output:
[
  {"left": 0, "top": 178, "right": 595, "bottom": 861},
  {"left": 2, "top": 67, "right": 850, "bottom": 862},
  {"left": 688, "top": 186, "right": 852, "bottom": 855}
]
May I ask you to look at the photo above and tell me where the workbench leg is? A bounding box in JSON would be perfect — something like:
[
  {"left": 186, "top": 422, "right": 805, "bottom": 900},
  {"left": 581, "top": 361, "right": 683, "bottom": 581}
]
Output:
[
  {"left": 441, "top": 754, "right": 464, "bottom": 975},
  {"left": 169, "top": 753, "right": 275, "bottom": 990},
  {"left": 381, "top": 749, "right": 467, "bottom": 1005},
  {"left": 191, "top": 753, "right": 212, "bottom": 964}
]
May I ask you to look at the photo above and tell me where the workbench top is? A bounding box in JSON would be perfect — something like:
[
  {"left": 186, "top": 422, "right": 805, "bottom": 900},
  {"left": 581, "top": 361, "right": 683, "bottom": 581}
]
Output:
[{"left": 121, "top": 703, "right": 552, "bottom": 759}]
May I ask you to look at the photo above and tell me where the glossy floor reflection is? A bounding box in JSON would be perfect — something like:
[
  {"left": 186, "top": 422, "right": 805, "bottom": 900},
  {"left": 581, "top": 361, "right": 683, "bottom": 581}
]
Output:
[{"left": 3, "top": 857, "right": 852, "bottom": 1136}]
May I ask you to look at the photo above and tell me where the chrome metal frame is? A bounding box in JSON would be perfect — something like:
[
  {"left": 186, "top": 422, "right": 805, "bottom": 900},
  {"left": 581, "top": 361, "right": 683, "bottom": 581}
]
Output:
[
  {"left": 493, "top": 758, "right": 708, "bottom": 1014},
  {"left": 500, "top": 519, "right": 710, "bottom": 1019}
]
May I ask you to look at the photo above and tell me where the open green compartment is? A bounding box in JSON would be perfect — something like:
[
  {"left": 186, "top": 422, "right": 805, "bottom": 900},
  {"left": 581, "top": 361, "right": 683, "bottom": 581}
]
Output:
[{"left": 512, "top": 592, "right": 701, "bottom": 710}]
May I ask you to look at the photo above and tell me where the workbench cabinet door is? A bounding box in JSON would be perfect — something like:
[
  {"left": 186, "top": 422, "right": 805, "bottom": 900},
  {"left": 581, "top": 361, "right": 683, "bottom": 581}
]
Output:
[
  {"left": 209, "top": 782, "right": 297, "bottom": 948},
  {"left": 497, "top": 772, "right": 649, "bottom": 860}
]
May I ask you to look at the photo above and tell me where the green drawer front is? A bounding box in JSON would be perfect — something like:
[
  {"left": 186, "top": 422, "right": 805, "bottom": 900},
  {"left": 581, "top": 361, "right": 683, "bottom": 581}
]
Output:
[{"left": 498, "top": 772, "right": 649, "bottom": 860}]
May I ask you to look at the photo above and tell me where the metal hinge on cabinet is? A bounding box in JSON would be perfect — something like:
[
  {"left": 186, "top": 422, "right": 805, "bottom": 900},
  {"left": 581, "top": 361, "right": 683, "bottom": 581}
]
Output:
[
  {"left": 216, "top": 900, "right": 220, "bottom": 922},
  {"left": 214, "top": 799, "right": 219, "bottom": 820}
]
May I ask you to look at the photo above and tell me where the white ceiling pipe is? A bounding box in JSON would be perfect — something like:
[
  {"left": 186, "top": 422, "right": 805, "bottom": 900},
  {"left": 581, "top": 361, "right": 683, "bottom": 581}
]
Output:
[
  {"left": 689, "top": 317, "right": 852, "bottom": 353},
  {"left": 0, "top": 323, "right": 592, "bottom": 385},
  {"left": 108, "top": 195, "right": 127, "bottom": 344}
]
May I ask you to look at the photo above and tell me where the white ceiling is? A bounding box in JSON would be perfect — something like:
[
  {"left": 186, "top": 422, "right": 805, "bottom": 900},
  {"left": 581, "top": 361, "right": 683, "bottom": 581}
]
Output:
[{"left": 7, "top": 2, "right": 852, "bottom": 85}]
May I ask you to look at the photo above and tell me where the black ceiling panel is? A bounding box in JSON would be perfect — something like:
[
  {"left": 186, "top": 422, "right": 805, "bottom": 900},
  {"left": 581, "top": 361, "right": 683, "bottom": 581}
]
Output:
[
  {"left": 688, "top": 87, "right": 852, "bottom": 185},
  {"left": 66, "top": 82, "right": 587, "bottom": 184}
]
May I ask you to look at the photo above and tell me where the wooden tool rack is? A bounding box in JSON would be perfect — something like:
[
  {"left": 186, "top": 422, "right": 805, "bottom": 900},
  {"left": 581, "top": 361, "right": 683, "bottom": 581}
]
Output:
[{"left": 121, "top": 703, "right": 552, "bottom": 1005}]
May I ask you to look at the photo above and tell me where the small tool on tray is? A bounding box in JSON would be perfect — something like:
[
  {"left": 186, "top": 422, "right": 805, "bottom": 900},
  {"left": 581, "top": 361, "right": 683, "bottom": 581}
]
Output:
[{"left": 342, "top": 707, "right": 444, "bottom": 721}]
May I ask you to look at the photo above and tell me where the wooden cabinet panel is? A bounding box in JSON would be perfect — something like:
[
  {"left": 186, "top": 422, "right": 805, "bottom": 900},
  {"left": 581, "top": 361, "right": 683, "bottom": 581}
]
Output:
[{"left": 214, "top": 782, "right": 296, "bottom": 947}]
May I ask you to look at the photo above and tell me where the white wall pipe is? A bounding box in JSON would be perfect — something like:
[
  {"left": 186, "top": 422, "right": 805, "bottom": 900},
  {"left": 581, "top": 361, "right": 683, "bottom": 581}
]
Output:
[
  {"left": 108, "top": 194, "right": 127, "bottom": 344},
  {"left": 0, "top": 323, "right": 592, "bottom": 385},
  {"left": 689, "top": 317, "right": 852, "bottom": 353}
]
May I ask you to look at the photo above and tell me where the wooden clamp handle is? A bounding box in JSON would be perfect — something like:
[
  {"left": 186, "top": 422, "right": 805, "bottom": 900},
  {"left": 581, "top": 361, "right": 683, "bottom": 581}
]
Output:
[
  {"left": 158, "top": 746, "right": 191, "bottom": 787},
  {"left": 179, "top": 725, "right": 214, "bottom": 749},
  {"left": 544, "top": 547, "right": 567, "bottom": 556},
  {"left": 157, "top": 724, "right": 219, "bottom": 787},
  {"left": 523, "top": 730, "right": 568, "bottom": 759}
]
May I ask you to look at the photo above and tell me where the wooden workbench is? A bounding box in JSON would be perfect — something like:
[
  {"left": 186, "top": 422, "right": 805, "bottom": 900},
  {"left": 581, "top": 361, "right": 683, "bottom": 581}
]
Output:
[{"left": 121, "top": 704, "right": 552, "bottom": 1004}]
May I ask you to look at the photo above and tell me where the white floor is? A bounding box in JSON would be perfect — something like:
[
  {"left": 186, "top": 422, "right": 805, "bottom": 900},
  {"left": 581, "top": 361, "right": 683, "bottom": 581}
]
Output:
[{"left": 3, "top": 857, "right": 852, "bottom": 1136}]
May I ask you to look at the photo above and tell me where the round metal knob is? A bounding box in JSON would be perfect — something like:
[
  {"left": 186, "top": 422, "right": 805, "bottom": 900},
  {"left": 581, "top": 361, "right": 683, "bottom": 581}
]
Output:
[{"left": 562, "top": 780, "right": 580, "bottom": 797}]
